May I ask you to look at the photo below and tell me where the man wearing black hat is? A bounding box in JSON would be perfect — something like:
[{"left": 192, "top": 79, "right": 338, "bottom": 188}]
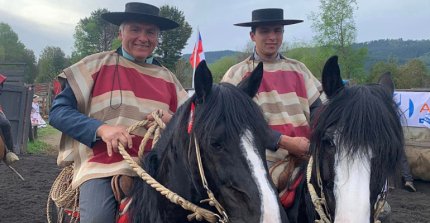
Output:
[
  {"left": 222, "top": 8, "right": 322, "bottom": 208},
  {"left": 49, "top": 2, "right": 187, "bottom": 222}
]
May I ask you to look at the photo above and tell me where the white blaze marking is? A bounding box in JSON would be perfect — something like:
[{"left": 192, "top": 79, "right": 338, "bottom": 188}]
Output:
[
  {"left": 334, "top": 145, "right": 372, "bottom": 223},
  {"left": 240, "top": 130, "right": 281, "bottom": 223}
]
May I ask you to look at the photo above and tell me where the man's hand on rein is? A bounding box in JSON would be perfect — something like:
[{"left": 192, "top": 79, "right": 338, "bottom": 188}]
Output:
[
  {"left": 96, "top": 124, "right": 133, "bottom": 156},
  {"left": 145, "top": 110, "right": 172, "bottom": 128}
]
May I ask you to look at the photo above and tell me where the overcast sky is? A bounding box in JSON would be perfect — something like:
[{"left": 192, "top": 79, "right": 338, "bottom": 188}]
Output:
[{"left": 0, "top": 0, "right": 429, "bottom": 58}]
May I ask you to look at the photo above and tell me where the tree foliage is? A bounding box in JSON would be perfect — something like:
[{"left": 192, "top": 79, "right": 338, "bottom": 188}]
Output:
[
  {"left": 368, "top": 58, "right": 430, "bottom": 89},
  {"left": 311, "top": 0, "right": 357, "bottom": 48},
  {"left": 368, "top": 58, "right": 399, "bottom": 84},
  {"left": 310, "top": 0, "right": 366, "bottom": 80},
  {"left": 397, "top": 59, "right": 430, "bottom": 89},
  {"left": 155, "top": 5, "right": 192, "bottom": 70},
  {"left": 173, "top": 59, "right": 192, "bottom": 88},
  {"left": 36, "top": 46, "right": 69, "bottom": 83},
  {"left": 71, "top": 9, "right": 118, "bottom": 62},
  {"left": 0, "top": 22, "right": 37, "bottom": 83},
  {"left": 284, "top": 44, "right": 336, "bottom": 79}
]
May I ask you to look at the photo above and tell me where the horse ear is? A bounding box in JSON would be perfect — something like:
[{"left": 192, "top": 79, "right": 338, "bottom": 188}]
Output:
[
  {"left": 194, "top": 61, "right": 213, "bottom": 102},
  {"left": 322, "top": 55, "right": 344, "bottom": 98},
  {"left": 238, "top": 62, "right": 263, "bottom": 98},
  {"left": 378, "top": 72, "right": 395, "bottom": 95}
]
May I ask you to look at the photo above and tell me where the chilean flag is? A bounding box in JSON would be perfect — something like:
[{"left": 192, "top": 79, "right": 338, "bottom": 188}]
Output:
[{"left": 189, "top": 31, "right": 205, "bottom": 69}]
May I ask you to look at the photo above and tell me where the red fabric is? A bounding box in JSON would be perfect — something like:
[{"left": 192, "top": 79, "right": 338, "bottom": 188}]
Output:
[
  {"left": 64, "top": 209, "right": 80, "bottom": 218},
  {"left": 0, "top": 74, "right": 6, "bottom": 85},
  {"left": 89, "top": 135, "right": 152, "bottom": 164},
  {"left": 52, "top": 79, "right": 62, "bottom": 96},
  {"left": 280, "top": 173, "right": 303, "bottom": 209},
  {"left": 117, "top": 197, "right": 132, "bottom": 223},
  {"left": 91, "top": 65, "right": 179, "bottom": 112},
  {"left": 189, "top": 31, "right": 205, "bottom": 68},
  {"left": 270, "top": 124, "right": 310, "bottom": 139},
  {"left": 243, "top": 70, "right": 308, "bottom": 99}
]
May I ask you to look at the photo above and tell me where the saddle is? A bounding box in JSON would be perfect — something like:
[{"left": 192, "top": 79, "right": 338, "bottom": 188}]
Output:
[
  {"left": 269, "top": 155, "right": 306, "bottom": 209},
  {"left": 111, "top": 175, "right": 135, "bottom": 223}
]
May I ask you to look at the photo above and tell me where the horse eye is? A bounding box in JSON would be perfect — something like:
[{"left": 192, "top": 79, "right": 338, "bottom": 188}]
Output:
[{"left": 211, "top": 142, "right": 223, "bottom": 150}]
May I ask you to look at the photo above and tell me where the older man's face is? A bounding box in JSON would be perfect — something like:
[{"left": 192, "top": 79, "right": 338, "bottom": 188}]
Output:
[{"left": 119, "top": 21, "right": 160, "bottom": 61}]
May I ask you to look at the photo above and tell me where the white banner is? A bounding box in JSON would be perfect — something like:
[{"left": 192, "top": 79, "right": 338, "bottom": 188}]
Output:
[{"left": 394, "top": 91, "right": 430, "bottom": 128}]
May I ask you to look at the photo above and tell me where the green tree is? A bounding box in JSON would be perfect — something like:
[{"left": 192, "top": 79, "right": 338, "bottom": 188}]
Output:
[
  {"left": 173, "top": 59, "right": 192, "bottom": 88},
  {"left": 37, "top": 47, "right": 69, "bottom": 83},
  {"left": 71, "top": 9, "right": 118, "bottom": 62},
  {"left": 310, "top": 0, "right": 366, "bottom": 80},
  {"left": 155, "top": 5, "right": 192, "bottom": 70},
  {"left": 0, "top": 22, "right": 37, "bottom": 83},
  {"left": 398, "top": 59, "right": 429, "bottom": 89},
  {"left": 23, "top": 49, "right": 38, "bottom": 83},
  {"left": 368, "top": 58, "right": 399, "bottom": 84},
  {"left": 285, "top": 44, "right": 336, "bottom": 79}
]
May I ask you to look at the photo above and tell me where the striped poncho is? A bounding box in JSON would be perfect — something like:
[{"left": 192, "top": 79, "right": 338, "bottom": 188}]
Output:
[
  {"left": 57, "top": 51, "right": 188, "bottom": 188},
  {"left": 222, "top": 56, "right": 321, "bottom": 161}
]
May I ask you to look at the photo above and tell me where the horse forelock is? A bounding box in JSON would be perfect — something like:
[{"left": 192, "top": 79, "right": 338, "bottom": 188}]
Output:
[
  {"left": 131, "top": 82, "right": 277, "bottom": 222},
  {"left": 313, "top": 84, "right": 403, "bottom": 166},
  {"left": 193, "top": 83, "right": 271, "bottom": 151},
  {"left": 310, "top": 83, "right": 404, "bottom": 222}
]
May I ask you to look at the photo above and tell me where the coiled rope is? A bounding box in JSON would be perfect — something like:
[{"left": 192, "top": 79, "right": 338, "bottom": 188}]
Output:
[{"left": 47, "top": 110, "right": 223, "bottom": 223}]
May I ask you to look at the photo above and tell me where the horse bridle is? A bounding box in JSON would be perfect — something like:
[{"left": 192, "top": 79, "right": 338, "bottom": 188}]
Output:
[
  {"left": 192, "top": 136, "right": 230, "bottom": 223},
  {"left": 306, "top": 153, "right": 387, "bottom": 223}
]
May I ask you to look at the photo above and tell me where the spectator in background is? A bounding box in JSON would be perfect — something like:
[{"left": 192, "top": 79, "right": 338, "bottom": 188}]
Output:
[
  {"left": 31, "top": 95, "right": 47, "bottom": 128},
  {"left": 401, "top": 150, "right": 417, "bottom": 192}
]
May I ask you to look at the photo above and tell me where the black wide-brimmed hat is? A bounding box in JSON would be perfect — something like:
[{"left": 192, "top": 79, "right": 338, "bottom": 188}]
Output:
[
  {"left": 235, "top": 8, "right": 303, "bottom": 27},
  {"left": 101, "top": 2, "right": 179, "bottom": 30}
]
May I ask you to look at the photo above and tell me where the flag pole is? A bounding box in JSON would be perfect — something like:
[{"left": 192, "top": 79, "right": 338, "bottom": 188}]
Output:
[{"left": 191, "top": 28, "right": 199, "bottom": 89}]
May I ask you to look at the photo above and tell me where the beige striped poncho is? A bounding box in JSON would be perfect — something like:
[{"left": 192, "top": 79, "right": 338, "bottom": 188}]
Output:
[
  {"left": 57, "top": 51, "right": 188, "bottom": 189},
  {"left": 222, "top": 56, "right": 321, "bottom": 162}
]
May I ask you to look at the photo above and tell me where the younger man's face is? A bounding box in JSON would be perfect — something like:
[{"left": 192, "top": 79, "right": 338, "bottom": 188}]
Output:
[{"left": 250, "top": 25, "right": 284, "bottom": 58}]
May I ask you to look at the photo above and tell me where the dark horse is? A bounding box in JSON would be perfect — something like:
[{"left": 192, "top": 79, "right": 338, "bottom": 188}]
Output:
[
  {"left": 289, "top": 56, "right": 404, "bottom": 223},
  {"left": 129, "top": 61, "right": 289, "bottom": 223}
]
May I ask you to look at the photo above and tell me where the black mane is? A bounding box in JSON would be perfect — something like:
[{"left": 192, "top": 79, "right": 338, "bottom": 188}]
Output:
[{"left": 130, "top": 82, "right": 274, "bottom": 222}]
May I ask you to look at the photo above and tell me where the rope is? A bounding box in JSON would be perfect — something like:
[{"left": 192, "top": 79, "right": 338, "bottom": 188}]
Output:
[
  {"left": 47, "top": 110, "right": 222, "bottom": 223},
  {"left": 307, "top": 155, "right": 388, "bottom": 223},
  {"left": 118, "top": 110, "right": 222, "bottom": 223},
  {"left": 46, "top": 165, "right": 79, "bottom": 223},
  {"left": 306, "top": 156, "right": 331, "bottom": 223},
  {"left": 46, "top": 110, "right": 164, "bottom": 223}
]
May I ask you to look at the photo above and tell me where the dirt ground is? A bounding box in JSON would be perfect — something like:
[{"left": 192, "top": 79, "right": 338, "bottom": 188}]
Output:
[{"left": 0, "top": 130, "right": 429, "bottom": 223}]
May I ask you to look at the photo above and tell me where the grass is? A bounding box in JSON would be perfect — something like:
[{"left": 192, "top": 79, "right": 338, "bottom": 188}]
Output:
[
  {"left": 27, "top": 140, "right": 51, "bottom": 154},
  {"left": 27, "top": 125, "right": 59, "bottom": 154}
]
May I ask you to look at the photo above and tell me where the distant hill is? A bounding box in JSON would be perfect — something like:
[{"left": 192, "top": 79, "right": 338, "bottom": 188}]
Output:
[
  {"left": 181, "top": 39, "right": 430, "bottom": 70},
  {"left": 353, "top": 39, "right": 430, "bottom": 70},
  {"left": 182, "top": 50, "right": 240, "bottom": 64}
]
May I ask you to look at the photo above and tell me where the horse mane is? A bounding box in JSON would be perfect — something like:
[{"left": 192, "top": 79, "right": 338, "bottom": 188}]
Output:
[
  {"left": 130, "top": 81, "right": 272, "bottom": 222},
  {"left": 312, "top": 84, "right": 404, "bottom": 195},
  {"left": 192, "top": 83, "right": 271, "bottom": 151}
]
